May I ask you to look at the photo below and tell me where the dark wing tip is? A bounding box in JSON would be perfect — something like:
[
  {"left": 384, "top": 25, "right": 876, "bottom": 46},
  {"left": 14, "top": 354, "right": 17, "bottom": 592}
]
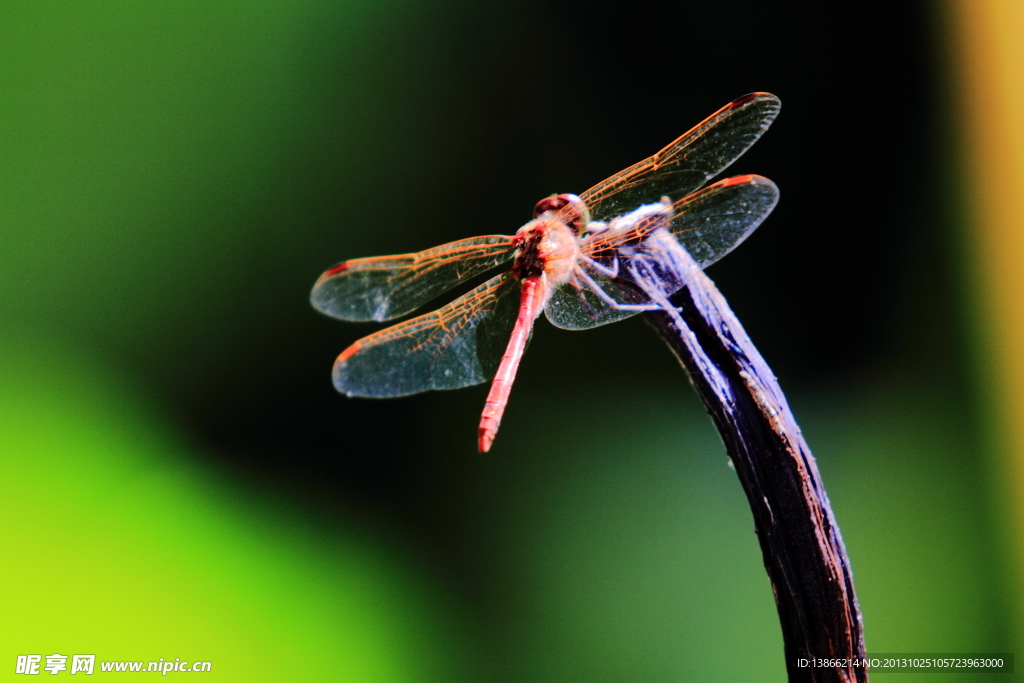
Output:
[
  {"left": 726, "top": 93, "right": 782, "bottom": 130},
  {"left": 310, "top": 263, "right": 344, "bottom": 309},
  {"left": 331, "top": 348, "right": 358, "bottom": 396},
  {"left": 309, "top": 271, "right": 337, "bottom": 314},
  {"left": 716, "top": 174, "right": 780, "bottom": 209},
  {"left": 718, "top": 173, "right": 777, "bottom": 189},
  {"left": 730, "top": 92, "right": 780, "bottom": 108},
  {"left": 719, "top": 173, "right": 758, "bottom": 187}
]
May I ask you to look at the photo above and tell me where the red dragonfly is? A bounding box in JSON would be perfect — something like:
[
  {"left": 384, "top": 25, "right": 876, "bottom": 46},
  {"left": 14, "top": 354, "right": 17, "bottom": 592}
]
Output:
[{"left": 312, "top": 93, "right": 780, "bottom": 452}]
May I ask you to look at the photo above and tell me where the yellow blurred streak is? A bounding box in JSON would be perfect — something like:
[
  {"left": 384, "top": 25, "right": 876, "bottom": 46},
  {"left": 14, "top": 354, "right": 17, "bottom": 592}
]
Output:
[{"left": 945, "top": 0, "right": 1024, "bottom": 647}]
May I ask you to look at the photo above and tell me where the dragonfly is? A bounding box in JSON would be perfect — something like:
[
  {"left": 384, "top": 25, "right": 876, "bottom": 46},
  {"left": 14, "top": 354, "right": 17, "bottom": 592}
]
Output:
[{"left": 311, "top": 92, "right": 780, "bottom": 452}]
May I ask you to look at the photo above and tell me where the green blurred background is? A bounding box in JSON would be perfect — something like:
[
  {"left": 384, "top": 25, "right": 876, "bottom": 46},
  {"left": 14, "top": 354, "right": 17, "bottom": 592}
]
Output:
[{"left": 0, "top": 0, "right": 1017, "bottom": 680}]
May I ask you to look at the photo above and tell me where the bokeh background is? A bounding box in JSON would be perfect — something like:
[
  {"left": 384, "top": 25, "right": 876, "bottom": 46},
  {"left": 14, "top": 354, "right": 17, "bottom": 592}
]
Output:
[{"left": 1, "top": 0, "right": 1020, "bottom": 680}]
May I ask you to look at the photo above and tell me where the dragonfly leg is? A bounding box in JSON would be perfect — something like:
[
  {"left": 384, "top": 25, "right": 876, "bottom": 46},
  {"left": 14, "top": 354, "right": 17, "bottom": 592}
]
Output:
[
  {"left": 580, "top": 254, "right": 619, "bottom": 279},
  {"left": 626, "top": 256, "right": 683, "bottom": 314},
  {"left": 558, "top": 273, "right": 602, "bottom": 321},
  {"left": 575, "top": 267, "right": 662, "bottom": 312}
]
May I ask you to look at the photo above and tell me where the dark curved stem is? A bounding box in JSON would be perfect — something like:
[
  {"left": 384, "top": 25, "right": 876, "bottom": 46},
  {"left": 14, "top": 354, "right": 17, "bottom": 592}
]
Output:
[{"left": 630, "top": 241, "right": 867, "bottom": 682}]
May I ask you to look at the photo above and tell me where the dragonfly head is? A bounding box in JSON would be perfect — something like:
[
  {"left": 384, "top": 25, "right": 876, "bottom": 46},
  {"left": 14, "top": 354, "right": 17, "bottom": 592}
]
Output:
[{"left": 533, "top": 193, "right": 591, "bottom": 235}]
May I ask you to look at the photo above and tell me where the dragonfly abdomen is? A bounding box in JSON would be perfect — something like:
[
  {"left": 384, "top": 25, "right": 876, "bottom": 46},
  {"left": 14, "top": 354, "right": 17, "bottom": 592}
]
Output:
[{"left": 478, "top": 275, "right": 546, "bottom": 452}]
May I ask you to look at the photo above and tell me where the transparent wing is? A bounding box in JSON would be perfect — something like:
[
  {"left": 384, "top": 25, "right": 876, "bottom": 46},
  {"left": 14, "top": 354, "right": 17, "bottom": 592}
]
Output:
[
  {"left": 333, "top": 273, "right": 521, "bottom": 397},
  {"left": 580, "top": 92, "right": 780, "bottom": 221},
  {"left": 311, "top": 235, "right": 515, "bottom": 322},
  {"left": 546, "top": 175, "right": 779, "bottom": 330},
  {"left": 669, "top": 174, "right": 779, "bottom": 267}
]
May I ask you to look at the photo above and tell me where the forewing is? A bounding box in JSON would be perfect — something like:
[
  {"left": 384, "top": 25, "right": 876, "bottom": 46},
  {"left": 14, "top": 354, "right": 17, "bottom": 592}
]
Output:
[
  {"left": 333, "top": 273, "right": 520, "bottom": 397},
  {"left": 546, "top": 175, "right": 778, "bottom": 330},
  {"left": 311, "top": 235, "right": 515, "bottom": 322},
  {"left": 580, "top": 92, "right": 780, "bottom": 221}
]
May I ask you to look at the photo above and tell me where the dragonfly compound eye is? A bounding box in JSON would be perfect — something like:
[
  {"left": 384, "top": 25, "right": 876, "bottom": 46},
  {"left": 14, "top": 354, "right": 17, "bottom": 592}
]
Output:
[
  {"left": 533, "top": 195, "right": 568, "bottom": 216},
  {"left": 533, "top": 193, "right": 590, "bottom": 233}
]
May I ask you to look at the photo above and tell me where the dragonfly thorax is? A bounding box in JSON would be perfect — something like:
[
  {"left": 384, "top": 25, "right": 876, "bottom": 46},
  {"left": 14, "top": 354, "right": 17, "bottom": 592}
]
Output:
[{"left": 511, "top": 215, "right": 579, "bottom": 288}]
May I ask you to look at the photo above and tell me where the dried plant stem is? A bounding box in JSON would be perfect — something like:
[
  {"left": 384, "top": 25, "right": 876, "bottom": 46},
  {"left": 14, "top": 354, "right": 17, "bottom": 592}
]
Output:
[{"left": 631, "top": 240, "right": 866, "bottom": 683}]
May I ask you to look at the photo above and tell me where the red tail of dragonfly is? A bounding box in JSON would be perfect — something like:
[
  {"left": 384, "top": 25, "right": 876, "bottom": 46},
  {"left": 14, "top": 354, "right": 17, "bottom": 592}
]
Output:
[{"left": 311, "top": 93, "right": 780, "bottom": 451}]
